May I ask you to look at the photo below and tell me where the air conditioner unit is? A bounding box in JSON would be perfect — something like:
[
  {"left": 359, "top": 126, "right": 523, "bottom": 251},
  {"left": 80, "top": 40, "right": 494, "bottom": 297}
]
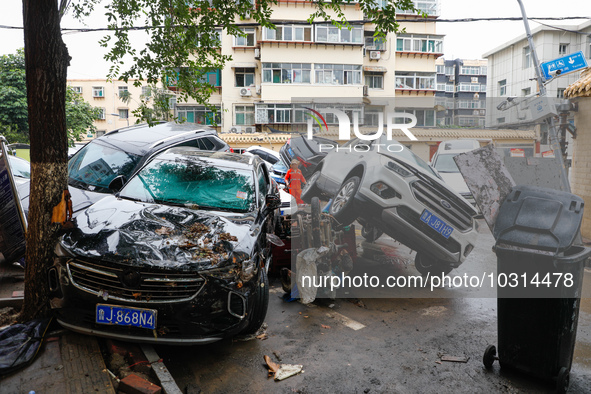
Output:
[
  {"left": 255, "top": 85, "right": 261, "bottom": 95},
  {"left": 254, "top": 48, "right": 260, "bottom": 59},
  {"left": 240, "top": 87, "right": 252, "bottom": 97},
  {"left": 369, "top": 51, "right": 381, "bottom": 60},
  {"left": 230, "top": 126, "right": 242, "bottom": 133},
  {"left": 244, "top": 126, "right": 256, "bottom": 133},
  {"left": 363, "top": 85, "right": 369, "bottom": 97},
  {"left": 449, "top": 75, "right": 455, "bottom": 81}
]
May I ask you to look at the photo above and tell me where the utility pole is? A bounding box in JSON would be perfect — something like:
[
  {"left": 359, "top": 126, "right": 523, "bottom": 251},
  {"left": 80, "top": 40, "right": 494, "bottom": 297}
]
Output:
[{"left": 516, "top": 0, "right": 570, "bottom": 192}]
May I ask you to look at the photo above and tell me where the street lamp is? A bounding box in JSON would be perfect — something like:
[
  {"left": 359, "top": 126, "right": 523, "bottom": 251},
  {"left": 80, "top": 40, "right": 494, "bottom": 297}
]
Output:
[{"left": 108, "top": 112, "right": 129, "bottom": 127}]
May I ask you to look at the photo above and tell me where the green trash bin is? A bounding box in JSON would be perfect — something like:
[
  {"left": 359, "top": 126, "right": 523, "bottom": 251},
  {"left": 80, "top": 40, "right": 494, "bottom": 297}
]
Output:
[{"left": 483, "top": 185, "right": 590, "bottom": 393}]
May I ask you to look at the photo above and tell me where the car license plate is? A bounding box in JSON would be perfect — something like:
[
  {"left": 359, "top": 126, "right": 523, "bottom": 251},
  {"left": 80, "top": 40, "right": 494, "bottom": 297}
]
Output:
[
  {"left": 420, "top": 209, "right": 454, "bottom": 239},
  {"left": 287, "top": 146, "right": 294, "bottom": 157},
  {"left": 96, "top": 304, "right": 157, "bottom": 330}
]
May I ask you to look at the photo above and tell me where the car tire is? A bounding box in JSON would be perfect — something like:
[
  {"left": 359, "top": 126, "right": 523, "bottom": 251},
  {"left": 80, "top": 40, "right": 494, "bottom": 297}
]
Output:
[
  {"left": 242, "top": 268, "right": 269, "bottom": 335},
  {"left": 414, "top": 253, "right": 453, "bottom": 277},
  {"left": 329, "top": 176, "right": 360, "bottom": 226},
  {"left": 301, "top": 171, "right": 321, "bottom": 203},
  {"left": 361, "top": 223, "right": 383, "bottom": 243},
  {"left": 311, "top": 197, "right": 322, "bottom": 248}
]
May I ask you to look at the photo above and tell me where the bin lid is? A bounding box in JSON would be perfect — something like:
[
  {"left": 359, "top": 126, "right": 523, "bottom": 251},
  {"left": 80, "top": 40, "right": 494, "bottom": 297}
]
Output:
[{"left": 493, "top": 185, "right": 584, "bottom": 253}]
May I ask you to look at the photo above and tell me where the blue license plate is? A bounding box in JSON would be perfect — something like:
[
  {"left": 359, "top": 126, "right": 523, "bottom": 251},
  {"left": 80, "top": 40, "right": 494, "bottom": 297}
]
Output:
[
  {"left": 287, "top": 146, "right": 294, "bottom": 157},
  {"left": 420, "top": 209, "right": 454, "bottom": 239},
  {"left": 96, "top": 304, "right": 157, "bottom": 330}
]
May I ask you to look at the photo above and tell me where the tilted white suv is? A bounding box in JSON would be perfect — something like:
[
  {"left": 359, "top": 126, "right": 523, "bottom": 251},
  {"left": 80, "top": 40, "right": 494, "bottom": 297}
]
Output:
[{"left": 301, "top": 135, "right": 479, "bottom": 275}]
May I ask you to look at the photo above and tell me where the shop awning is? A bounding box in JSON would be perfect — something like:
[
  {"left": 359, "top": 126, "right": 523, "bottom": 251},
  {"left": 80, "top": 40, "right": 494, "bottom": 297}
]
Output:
[
  {"left": 363, "top": 66, "right": 388, "bottom": 72},
  {"left": 231, "top": 62, "right": 258, "bottom": 68}
]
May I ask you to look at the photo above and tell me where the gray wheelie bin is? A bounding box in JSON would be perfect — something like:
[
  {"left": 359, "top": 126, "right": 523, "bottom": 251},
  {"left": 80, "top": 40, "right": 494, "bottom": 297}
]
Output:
[{"left": 483, "top": 185, "right": 590, "bottom": 393}]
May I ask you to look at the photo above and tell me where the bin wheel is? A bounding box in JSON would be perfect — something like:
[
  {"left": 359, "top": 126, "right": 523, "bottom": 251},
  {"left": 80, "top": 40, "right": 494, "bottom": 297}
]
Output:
[
  {"left": 556, "top": 367, "right": 570, "bottom": 394},
  {"left": 483, "top": 345, "right": 497, "bottom": 369}
]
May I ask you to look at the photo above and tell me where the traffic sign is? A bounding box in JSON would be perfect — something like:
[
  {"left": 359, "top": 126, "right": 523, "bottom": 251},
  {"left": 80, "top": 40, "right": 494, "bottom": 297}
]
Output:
[{"left": 541, "top": 51, "right": 588, "bottom": 80}]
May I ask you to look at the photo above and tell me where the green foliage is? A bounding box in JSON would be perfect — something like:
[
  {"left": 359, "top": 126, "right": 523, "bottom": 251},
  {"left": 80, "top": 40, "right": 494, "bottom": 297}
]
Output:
[
  {"left": 69, "top": 0, "right": 418, "bottom": 124},
  {"left": 0, "top": 49, "right": 101, "bottom": 147},
  {"left": 0, "top": 49, "right": 29, "bottom": 140}
]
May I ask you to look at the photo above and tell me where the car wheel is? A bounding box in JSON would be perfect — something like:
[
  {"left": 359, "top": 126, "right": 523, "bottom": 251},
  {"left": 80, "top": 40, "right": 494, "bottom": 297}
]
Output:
[
  {"left": 301, "top": 171, "right": 321, "bottom": 203},
  {"left": 361, "top": 223, "right": 383, "bottom": 242},
  {"left": 414, "top": 253, "right": 453, "bottom": 277},
  {"left": 242, "top": 268, "right": 269, "bottom": 335},
  {"left": 328, "top": 176, "right": 360, "bottom": 226},
  {"left": 311, "top": 197, "right": 322, "bottom": 248}
]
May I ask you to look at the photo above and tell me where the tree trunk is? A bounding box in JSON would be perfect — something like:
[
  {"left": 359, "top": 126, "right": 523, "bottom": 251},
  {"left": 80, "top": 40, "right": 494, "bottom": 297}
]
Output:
[{"left": 21, "top": 0, "right": 70, "bottom": 321}]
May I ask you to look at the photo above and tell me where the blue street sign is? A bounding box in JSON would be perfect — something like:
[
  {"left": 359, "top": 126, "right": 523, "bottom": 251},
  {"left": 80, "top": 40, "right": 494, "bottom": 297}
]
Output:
[{"left": 541, "top": 51, "right": 588, "bottom": 80}]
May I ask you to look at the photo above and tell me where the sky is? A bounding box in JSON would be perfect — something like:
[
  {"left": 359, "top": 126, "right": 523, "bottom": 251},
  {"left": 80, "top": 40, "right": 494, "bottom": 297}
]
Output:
[{"left": 1, "top": 0, "right": 590, "bottom": 79}]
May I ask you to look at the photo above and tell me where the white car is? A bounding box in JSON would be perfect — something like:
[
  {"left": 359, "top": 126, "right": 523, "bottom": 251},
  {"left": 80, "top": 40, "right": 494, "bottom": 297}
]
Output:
[
  {"left": 243, "top": 146, "right": 281, "bottom": 171},
  {"left": 301, "top": 135, "right": 479, "bottom": 275},
  {"left": 279, "top": 187, "right": 296, "bottom": 216}
]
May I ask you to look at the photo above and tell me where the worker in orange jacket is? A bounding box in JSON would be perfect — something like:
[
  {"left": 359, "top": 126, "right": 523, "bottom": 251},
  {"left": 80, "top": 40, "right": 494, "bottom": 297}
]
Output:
[{"left": 285, "top": 159, "right": 307, "bottom": 204}]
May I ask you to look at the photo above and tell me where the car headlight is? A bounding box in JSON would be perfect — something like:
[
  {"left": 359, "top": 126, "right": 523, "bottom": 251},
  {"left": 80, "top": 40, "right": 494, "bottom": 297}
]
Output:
[
  {"left": 370, "top": 182, "right": 401, "bottom": 199},
  {"left": 386, "top": 161, "right": 412, "bottom": 177}
]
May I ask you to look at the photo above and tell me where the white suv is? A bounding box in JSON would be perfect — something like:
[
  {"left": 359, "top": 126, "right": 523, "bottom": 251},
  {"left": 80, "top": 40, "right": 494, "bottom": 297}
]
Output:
[{"left": 301, "top": 135, "right": 479, "bottom": 275}]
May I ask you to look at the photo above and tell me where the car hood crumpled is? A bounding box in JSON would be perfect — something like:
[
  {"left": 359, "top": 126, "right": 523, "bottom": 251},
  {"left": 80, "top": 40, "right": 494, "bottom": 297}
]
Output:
[{"left": 59, "top": 195, "right": 255, "bottom": 271}]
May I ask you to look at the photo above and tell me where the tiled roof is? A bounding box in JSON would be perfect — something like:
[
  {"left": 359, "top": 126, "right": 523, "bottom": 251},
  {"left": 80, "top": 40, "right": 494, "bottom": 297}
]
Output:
[{"left": 565, "top": 67, "right": 591, "bottom": 98}]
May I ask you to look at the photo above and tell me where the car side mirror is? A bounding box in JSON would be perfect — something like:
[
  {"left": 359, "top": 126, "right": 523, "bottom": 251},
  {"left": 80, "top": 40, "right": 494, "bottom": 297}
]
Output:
[
  {"left": 108, "top": 175, "right": 126, "bottom": 192},
  {"left": 265, "top": 194, "right": 281, "bottom": 210}
]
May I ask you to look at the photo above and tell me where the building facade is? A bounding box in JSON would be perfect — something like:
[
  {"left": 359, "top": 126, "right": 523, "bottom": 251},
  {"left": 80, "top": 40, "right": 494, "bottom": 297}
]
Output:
[{"left": 435, "top": 58, "right": 487, "bottom": 128}]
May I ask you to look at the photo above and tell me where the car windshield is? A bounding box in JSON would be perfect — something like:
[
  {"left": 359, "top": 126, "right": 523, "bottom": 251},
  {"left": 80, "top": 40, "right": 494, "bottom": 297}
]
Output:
[
  {"left": 7, "top": 156, "right": 31, "bottom": 179},
  {"left": 433, "top": 154, "right": 460, "bottom": 173},
  {"left": 68, "top": 141, "right": 142, "bottom": 192},
  {"left": 120, "top": 156, "right": 256, "bottom": 212}
]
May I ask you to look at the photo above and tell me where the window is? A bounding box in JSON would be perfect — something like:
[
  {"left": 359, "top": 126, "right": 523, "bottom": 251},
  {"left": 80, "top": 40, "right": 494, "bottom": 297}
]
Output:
[
  {"left": 460, "top": 66, "right": 481, "bottom": 75},
  {"left": 498, "top": 79, "right": 507, "bottom": 96},
  {"left": 363, "top": 107, "right": 382, "bottom": 126},
  {"left": 92, "top": 86, "right": 104, "bottom": 98},
  {"left": 396, "top": 35, "right": 443, "bottom": 53},
  {"left": 200, "top": 69, "right": 221, "bottom": 87},
  {"left": 458, "top": 100, "right": 481, "bottom": 109},
  {"left": 365, "top": 72, "right": 384, "bottom": 89},
  {"left": 72, "top": 86, "right": 82, "bottom": 94},
  {"left": 445, "top": 66, "right": 454, "bottom": 75},
  {"left": 264, "top": 25, "right": 312, "bottom": 42},
  {"left": 497, "top": 117, "right": 506, "bottom": 124},
  {"left": 436, "top": 83, "right": 446, "bottom": 91},
  {"left": 257, "top": 167, "right": 268, "bottom": 206},
  {"left": 316, "top": 24, "right": 363, "bottom": 44},
  {"left": 559, "top": 43, "right": 569, "bottom": 55},
  {"left": 235, "top": 28, "right": 255, "bottom": 46},
  {"left": 315, "top": 64, "right": 362, "bottom": 85},
  {"left": 118, "top": 109, "right": 129, "bottom": 119},
  {"left": 197, "top": 28, "right": 222, "bottom": 47},
  {"left": 365, "top": 34, "right": 386, "bottom": 50},
  {"left": 436, "top": 65, "right": 445, "bottom": 74},
  {"left": 523, "top": 46, "right": 531, "bottom": 69},
  {"left": 262, "top": 63, "right": 311, "bottom": 84},
  {"left": 257, "top": 104, "right": 292, "bottom": 123},
  {"left": 522, "top": 87, "right": 531, "bottom": 96},
  {"left": 141, "top": 86, "right": 151, "bottom": 98},
  {"left": 395, "top": 72, "right": 436, "bottom": 90},
  {"left": 446, "top": 84, "right": 455, "bottom": 93},
  {"left": 235, "top": 105, "right": 255, "bottom": 125},
  {"left": 118, "top": 86, "right": 128, "bottom": 96},
  {"left": 176, "top": 105, "right": 221, "bottom": 125},
  {"left": 97, "top": 108, "right": 106, "bottom": 120},
  {"left": 235, "top": 68, "right": 255, "bottom": 87},
  {"left": 458, "top": 82, "right": 482, "bottom": 92},
  {"left": 396, "top": 0, "right": 439, "bottom": 16},
  {"left": 557, "top": 88, "right": 565, "bottom": 98},
  {"left": 396, "top": 109, "right": 435, "bottom": 127}
]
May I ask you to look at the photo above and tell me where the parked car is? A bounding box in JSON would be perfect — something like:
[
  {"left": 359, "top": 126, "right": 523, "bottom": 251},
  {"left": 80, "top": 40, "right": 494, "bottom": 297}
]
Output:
[
  {"left": 301, "top": 135, "right": 479, "bottom": 275},
  {"left": 243, "top": 146, "right": 281, "bottom": 170},
  {"left": 17, "top": 122, "right": 231, "bottom": 217},
  {"left": 5, "top": 155, "right": 31, "bottom": 186},
  {"left": 430, "top": 140, "right": 480, "bottom": 206},
  {"left": 279, "top": 135, "right": 338, "bottom": 179},
  {"left": 269, "top": 161, "right": 288, "bottom": 186},
  {"left": 49, "top": 148, "right": 280, "bottom": 344}
]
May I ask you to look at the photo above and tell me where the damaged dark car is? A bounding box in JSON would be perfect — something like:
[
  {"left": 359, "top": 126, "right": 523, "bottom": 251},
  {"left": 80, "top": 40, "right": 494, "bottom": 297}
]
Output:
[{"left": 48, "top": 148, "right": 280, "bottom": 344}]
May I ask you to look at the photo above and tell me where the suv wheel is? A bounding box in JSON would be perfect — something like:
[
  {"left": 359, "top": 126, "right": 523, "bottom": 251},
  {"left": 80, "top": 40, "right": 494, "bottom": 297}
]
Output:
[
  {"left": 329, "top": 176, "right": 360, "bottom": 226},
  {"left": 414, "top": 253, "right": 453, "bottom": 276},
  {"left": 301, "top": 171, "right": 321, "bottom": 203}
]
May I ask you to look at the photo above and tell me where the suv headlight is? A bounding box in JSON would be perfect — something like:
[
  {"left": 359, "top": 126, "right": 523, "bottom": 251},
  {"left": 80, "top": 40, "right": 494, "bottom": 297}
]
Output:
[{"left": 386, "top": 161, "right": 412, "bottom": 177}]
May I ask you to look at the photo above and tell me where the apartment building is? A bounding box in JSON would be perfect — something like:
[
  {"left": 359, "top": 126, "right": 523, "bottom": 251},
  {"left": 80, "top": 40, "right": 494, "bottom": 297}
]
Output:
[
  {"left": 67, "top": 79, "right": 148, "bottom": 137},
  {"left": 172, "top": 0, "right": 442, "bottom": 137},
  {"left": 435, "top": 58, "right": 487, "bottom": 128},
  {"left": 483, "top": 20, "right": 591, "bottom": 130}
]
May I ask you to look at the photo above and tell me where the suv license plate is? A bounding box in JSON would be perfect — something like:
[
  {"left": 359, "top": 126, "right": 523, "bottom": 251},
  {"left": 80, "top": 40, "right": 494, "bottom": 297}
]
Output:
[
  {"left": 420, "top": 209, "right": 454, "bottom": 239},
  {"left": 96, "top": 304, "right": 157, "bottom": 330}
]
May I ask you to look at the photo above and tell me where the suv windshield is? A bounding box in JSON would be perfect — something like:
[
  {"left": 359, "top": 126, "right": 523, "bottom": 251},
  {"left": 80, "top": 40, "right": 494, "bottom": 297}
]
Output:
[
  {"left": 376, "top": 136, "right": 436, "bottom": 177},
  {"left": 68, "top": 141, "right": 142, "bottom": 192},
  {"left": 433, "top": 153, "right": 460, "bottom": 173},
  {"left": 121, "top": 156, "right": 255, "bottom": 212}
]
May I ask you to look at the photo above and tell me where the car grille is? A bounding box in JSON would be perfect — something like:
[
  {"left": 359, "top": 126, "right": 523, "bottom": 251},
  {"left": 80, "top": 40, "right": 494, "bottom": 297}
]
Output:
[
  {"left": 411, "top": 180, "right": 474, "bottom": 232},
  {"left": 397, "top": 206, "right": 461, "bottom": 254},
  {"left": 67, "top": 260, "right": 205, "bottom": 303}
]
